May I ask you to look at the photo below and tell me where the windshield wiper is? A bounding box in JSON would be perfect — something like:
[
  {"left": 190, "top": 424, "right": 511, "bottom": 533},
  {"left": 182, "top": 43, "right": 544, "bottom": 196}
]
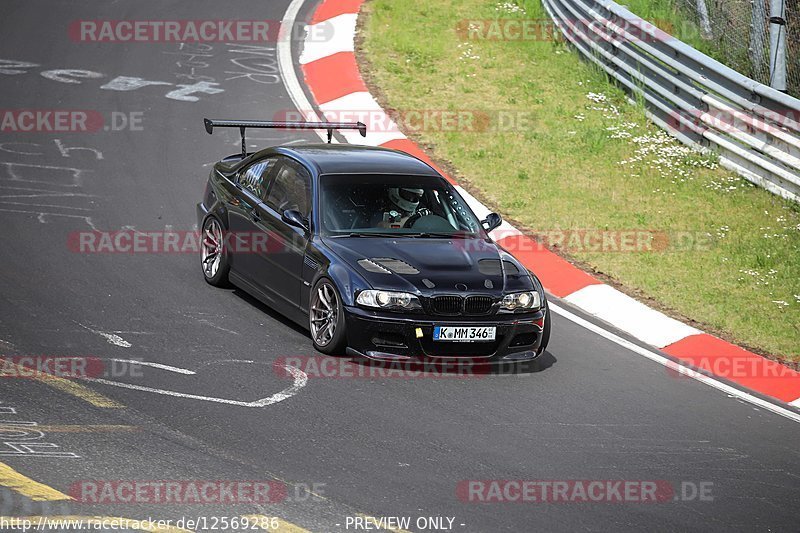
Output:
[
  {"left": 328, "top": 232, "right": 405, "bottom": 238},
  {"left": 406, "top": 232, "right": 474, "bottom": 238},
  {"left": 328, "top": 231, "right": 475, "bottom": 239}
]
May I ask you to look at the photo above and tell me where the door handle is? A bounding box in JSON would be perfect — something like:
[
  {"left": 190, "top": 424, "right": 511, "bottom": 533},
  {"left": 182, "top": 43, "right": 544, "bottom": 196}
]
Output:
[{"left": 250, "top": 210, "right": 261, "bottom": 223}]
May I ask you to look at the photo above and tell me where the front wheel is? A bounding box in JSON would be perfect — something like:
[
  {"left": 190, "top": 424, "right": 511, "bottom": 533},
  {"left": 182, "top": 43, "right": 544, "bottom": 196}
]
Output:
[
  {"left": 309, "top": 278, "right": 347, "bottom": 354},
  {"left": 200, "top": 216, "right": 231, "bottom": 287}
]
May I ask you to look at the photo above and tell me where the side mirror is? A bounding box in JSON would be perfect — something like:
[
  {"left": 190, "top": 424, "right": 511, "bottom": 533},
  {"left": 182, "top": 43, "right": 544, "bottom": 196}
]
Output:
[
  {"left": 282, "top": 209, "right": 309, "bottom": 234},
  {"left": 481, "top": 212, "right": 502, "bottom": 232}
]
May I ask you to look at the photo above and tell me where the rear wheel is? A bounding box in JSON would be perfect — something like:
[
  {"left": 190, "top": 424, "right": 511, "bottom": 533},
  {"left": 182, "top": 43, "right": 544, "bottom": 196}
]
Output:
[
  {"left": 309, "top": 278, "right": 347, "bottom": 354},
  {"left": 201, "top": 216, "right": 230, "bottom": 287}
]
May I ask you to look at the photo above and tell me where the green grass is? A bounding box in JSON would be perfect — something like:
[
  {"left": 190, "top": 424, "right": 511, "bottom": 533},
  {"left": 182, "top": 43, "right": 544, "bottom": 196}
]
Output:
[{"left": 360, "top": 0, "right": 800, "bottom": 361}]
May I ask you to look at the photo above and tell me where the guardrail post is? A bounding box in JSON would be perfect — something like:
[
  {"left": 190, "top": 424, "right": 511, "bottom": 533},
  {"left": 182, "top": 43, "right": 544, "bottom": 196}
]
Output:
[
  {"left": 750, "top": 0, "right": 767, "bottom": 80},
  {"left": 768, "top": 0, "right": 787, "bottom": 91},
  {"left": 696, "top": 0, "right": 713, "bottom": 39}
]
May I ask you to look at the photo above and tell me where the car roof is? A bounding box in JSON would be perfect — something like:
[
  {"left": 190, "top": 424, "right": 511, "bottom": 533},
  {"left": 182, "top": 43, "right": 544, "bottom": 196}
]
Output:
[{"left": 271, "top": 144, "right": 441, "bottom": 176}]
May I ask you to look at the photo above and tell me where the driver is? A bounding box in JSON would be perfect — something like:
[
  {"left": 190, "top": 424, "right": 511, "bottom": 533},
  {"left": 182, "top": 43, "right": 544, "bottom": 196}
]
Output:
[{"left": 377, "top": 187, "right": 427, "bottom": 229}]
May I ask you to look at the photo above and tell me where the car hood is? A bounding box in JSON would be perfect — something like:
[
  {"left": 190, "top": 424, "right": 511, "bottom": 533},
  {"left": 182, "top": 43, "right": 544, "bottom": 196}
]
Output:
[{"left": 321, "top": 236, "right": 532, "bottom": 295}]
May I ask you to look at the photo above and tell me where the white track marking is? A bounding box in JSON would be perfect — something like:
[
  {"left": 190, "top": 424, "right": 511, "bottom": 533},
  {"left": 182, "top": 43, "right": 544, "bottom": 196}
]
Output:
[
  {"left": 279, "top": 0, "right": 328, "bottom": 138},
  {"left": 317, "top": 92, "right": 406, "bottom": 145},
  {"left": 563, "top": 284, "right": 702, "bottom": 348},
  {"left": 549, "top": 303, "right": 800, "bottom": 424},
  {"left": 84, "top": 364, "right": 307, "bottom": 407},
  {"left": 78, "top": 324, "right": 132, "bottom": 348},
  {"left": 109, "top": 359, "right": 195, "bottom": 375},
  {"left": 197, "top": 359, "right": 256, "bottom": 368},
  {"left": 299, "top": 13, "right": 358, "bottom": 64},
  {"left": 281, "top": 0, "right": 800, "bottom": 420}
]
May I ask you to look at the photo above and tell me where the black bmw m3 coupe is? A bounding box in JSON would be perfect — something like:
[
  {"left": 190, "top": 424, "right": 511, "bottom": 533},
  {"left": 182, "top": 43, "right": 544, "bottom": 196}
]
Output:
[{"left": 198, "top": 119, "right": 550, "bottom": 364}]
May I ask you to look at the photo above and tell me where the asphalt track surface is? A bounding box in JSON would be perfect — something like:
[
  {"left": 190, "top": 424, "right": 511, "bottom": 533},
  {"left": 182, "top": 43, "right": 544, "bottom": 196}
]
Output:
[{"left": 0, "top": 1, "right": 799, "bottom": 532}]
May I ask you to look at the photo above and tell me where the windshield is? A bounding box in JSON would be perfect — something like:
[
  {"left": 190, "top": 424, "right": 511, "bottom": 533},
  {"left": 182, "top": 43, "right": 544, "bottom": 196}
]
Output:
[{"left": 319, "top": 174, "right": 484, "bottom": 237}]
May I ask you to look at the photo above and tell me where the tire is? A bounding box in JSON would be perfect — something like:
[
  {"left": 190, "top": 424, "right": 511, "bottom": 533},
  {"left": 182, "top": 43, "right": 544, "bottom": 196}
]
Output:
[
  {"left": 200, "top": 216, "right": 231, "bottom": 287},
  {"left": 537, "top": 303, "right": 551, "bottom": 355},
  {"left": 309, "top": 278, "right": 347, "bottom": 354}
]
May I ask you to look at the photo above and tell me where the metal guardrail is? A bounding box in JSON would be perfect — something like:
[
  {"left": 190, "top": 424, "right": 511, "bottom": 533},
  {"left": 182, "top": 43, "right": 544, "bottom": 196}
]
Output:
[{"left": 541, "top": 0, "right": 800, "bottom": 202}]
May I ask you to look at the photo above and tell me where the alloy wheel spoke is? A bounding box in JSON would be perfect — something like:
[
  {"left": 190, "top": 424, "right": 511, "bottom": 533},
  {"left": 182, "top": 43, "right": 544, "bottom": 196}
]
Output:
[
  {"left": 310, "top": 283, "right": 338, "bottom": 346},
  {"left": 318, "top": 289, "right": 331, "bottom": 310}
]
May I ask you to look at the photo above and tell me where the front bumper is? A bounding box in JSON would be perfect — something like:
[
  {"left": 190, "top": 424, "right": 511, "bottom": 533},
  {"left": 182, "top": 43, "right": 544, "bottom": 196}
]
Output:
[{"left": 343, "top": 305, "right": 546, "bottom": 364}]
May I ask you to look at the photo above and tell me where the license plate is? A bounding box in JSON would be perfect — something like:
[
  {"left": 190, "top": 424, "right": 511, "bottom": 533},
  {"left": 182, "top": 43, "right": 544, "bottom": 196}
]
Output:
[{"left": 433, "top": 326, "right": 496, "bottom": 342}]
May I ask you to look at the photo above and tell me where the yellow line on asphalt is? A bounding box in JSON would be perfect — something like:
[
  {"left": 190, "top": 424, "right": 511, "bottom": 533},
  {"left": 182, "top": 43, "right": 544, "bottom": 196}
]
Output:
[
  {"left": 0, "top": 516, "right": 193, "bottom": 532},
  {"left": 0, "top": 462, "right": 73, "bottom": 501},
  {"left": 32, "top": 371, "right": 124, "bottom": 409},
  {"left": 242, "top": 514, "right": 311, "bottom": 532}
]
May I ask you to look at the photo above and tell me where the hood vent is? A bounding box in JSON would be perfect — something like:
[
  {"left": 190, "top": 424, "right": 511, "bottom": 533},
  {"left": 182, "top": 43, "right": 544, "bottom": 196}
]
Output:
[
  {"left": 503, "top": 260, "right": 520, "bottom": 274},
  {"left": 478, "top": 259, "right": 502, "bottom": 276},
  {"left": 372, "top": 258, "right": 419, "bottom": 275},
  {"left": 358, "top": 259, "right": 391, "bottom": 274}
]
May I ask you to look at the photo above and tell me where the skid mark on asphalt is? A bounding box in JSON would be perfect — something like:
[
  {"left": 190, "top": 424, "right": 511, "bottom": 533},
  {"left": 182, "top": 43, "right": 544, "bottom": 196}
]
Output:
[
  {"left": 0, "top": 462, "right": 72, "bottom": 501},
  {"left": 0, "top": 207, "right": 97, "bottom": 228},
  {"left": 184, "top": 312, "right": 241, "bottom": 336}
]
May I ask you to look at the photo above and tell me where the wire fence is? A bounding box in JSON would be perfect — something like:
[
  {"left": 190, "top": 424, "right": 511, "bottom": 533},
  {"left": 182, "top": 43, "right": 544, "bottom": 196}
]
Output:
[
  {"left": 672, "top": 0, "right": 798, "bottom": 97},
  {"left": 541, "top": 0, "right": 800, "bottom": 201}
]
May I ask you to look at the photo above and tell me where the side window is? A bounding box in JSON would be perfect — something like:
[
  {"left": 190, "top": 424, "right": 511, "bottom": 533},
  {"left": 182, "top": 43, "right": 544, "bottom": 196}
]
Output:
[
  {"left": 265, "top": 160, "right": 311, "bottom": 217},
  {"left": 238, "top": 158, "right": 275, "bottom": 199}
]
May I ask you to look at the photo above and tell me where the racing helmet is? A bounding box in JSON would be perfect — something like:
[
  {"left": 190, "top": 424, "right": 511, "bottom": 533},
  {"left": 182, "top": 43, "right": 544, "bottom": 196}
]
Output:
[{"left": 388, "top": 187, "right": 424, "bottom": 214}]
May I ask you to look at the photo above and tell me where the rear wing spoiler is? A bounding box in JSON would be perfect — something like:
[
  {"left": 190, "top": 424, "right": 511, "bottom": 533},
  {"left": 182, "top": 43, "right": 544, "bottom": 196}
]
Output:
[{"left": 203, "top": 118, "right": 367, "bottom": 156}]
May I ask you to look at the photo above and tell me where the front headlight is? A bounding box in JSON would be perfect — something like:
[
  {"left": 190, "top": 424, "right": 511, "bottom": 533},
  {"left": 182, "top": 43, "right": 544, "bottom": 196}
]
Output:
[
  {"left": 499, "top": 291, "right": 541, "bottom": 311},
  {"left": 356, "top": 290, "right": 422, "bottom": 310}
]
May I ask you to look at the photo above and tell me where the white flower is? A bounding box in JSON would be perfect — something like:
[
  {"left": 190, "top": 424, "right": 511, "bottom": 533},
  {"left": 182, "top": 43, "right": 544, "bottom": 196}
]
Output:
[{"left": 495, "top": 1, "right": 526, "bottom": 14}]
